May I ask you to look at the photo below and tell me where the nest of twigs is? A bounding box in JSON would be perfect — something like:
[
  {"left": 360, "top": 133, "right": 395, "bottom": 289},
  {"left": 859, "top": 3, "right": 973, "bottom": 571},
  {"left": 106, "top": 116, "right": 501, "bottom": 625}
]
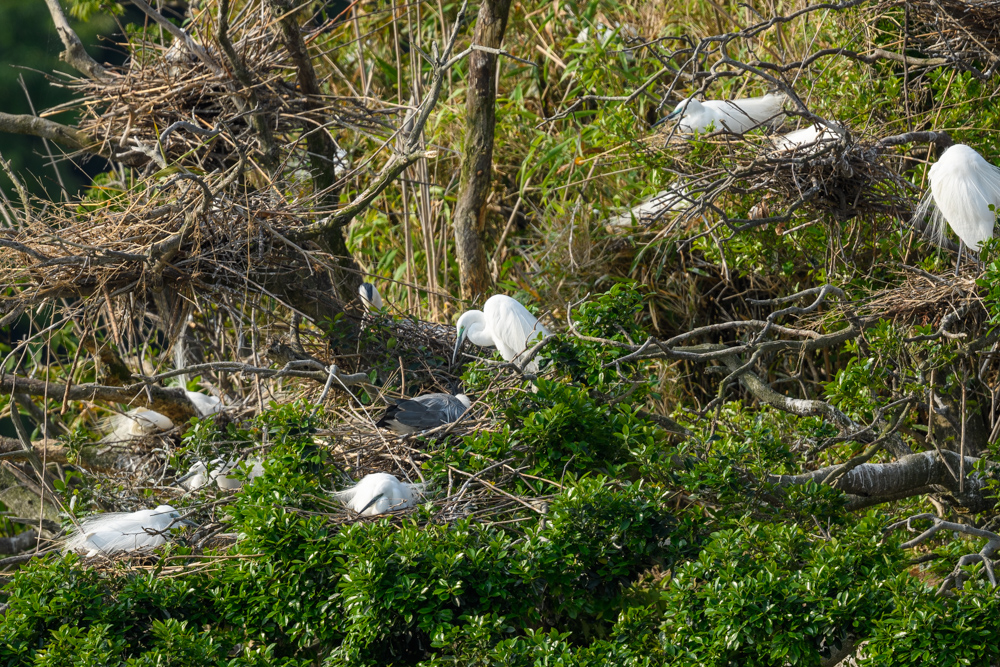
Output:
[
  {"left": 858, "top": 268, "right": 984, "bottom": 327},
  {"left": 882, "top": 0, "right": 1000, "bottom": 75}
]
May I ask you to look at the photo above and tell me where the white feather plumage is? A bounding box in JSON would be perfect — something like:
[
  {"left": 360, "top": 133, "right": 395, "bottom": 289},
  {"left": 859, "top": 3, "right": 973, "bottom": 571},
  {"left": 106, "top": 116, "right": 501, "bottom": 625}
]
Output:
[
  {"left": 185, "top": 391, "right": 223, "bottom": 417},
  {"left": 179, "top": 457, "right": 264, "bottom": 491},
  {"left": 63, "top": 505, "right": 182, "bottom": 557},
  {"left": 670, "top": 94, "right": 785, "bottom": 134},
  {"left": 916, "top": 144, "right": 1000, "bottom": 252},
  {"left": 771, "top": 121, "right": 843, "bottom": 154},
  {"left": 454, "top": 295, "right": 550, "bottom": 372},
  {"left": 608, "top": 184, "right": 693, "bottom": 227},
  {"left": 102, "top": 408, "right": 173, "bottom": 442},
  {"left": 333, "top": 473, "right": 424, "bottom": 516}
]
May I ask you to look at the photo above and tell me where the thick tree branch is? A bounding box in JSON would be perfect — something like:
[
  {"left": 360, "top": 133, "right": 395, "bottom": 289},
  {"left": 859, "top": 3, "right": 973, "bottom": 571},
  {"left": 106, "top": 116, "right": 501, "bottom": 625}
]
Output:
[{"left": 43, "top": 0, "right": 111, "bottom": 81}]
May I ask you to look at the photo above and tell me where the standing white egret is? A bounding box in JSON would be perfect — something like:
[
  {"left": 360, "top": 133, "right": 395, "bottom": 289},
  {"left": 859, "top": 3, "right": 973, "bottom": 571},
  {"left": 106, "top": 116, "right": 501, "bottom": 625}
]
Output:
[
  {"left": 667, "top": 93, "right": 785, "bottom": 134},
  {"left": 333, "top": 473, "right": 423, "bottom": 516},
  {"left": 358, "top": 282, "right": 384, "bottom": 312},
  {"left": 103, "top": 407, "right": 173, "bottom": 442},
  {"left": 453, "top": 295, "right": 550, "bottom": 372},
  {"left": 376, "top": 393, "right": 472, "bottom": 434},
  {"left": 63, "top": 505, "right": 185, "bottom": 557},
  {"left": 916, "top": 143, "right": 1000, "bottom": 273}
]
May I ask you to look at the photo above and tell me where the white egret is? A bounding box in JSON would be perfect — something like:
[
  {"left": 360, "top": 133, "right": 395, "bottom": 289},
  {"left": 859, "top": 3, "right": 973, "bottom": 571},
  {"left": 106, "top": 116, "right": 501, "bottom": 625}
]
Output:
[
  {"left": 916, "top": 143, "right": 1000, "bottom": 273},
  {"left": 333, "top": 473, "right": 423, "bottom": 516},
  {"left": 376, "top": 393, "right": 472, "bottom": 434},
  {"left": 608, "top": 183, "right": 693, "bottom": 227},
  {"left": 667, "top": 93, "right": 785, "bottom": 134},
  {"left": 63, "top": 505, "right": 185, "bottom": 557},
  {"left": 358, "top": 282, "right": 384, "bottom": 311},
  {"left": 771, "top": 120, "right": 843, "bottom": 154},
  {"left": 103, "top": 407, "right": 173, "bottom": 442},
  {"left": 453, "top": 295, "right": 550, "bottom": 372},
  {"left": 184, "top": 391, "right": 222, "bottom": 417},
  {"left": 177, "top": 457, "right": 264, "bottom": 491}
]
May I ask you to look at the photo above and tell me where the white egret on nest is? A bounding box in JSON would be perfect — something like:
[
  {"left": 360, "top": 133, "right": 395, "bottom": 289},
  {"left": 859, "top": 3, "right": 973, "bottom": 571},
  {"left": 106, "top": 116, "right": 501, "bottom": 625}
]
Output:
[
  {"left": 666, "top": 93, "right": 785, "bottom": 134},
  {"left": 359, "top": 282, "right": 385, "bottom": 311},
  {"left": 771, "top": 120, "right": 843, "bottom": 155},
  {"left": 333, "top": 473, "right": 424, "bottom": 516},
  {"left": 102, "top": 407, "right": 173, "bottom": 442},
  {"left": 915, "top": 143, "right": 1000, "bottom": 274},
  {"left": 607, "top": 183, "right": 694, "bottom": 228},
  {"left": 376, "top": 393, "right": 472, "bottom": 434},
  {"left": 63, "top": 505, "right": 186, "bottom": 557},
  {"left": 177, "top": 457, "right": 264, "bottom": 491},
  {"left": 453, "top": 295, "right": 550, "bottom": 372},
  {"left": 184, "top": 391, "right": 223, "bottom": 417}
]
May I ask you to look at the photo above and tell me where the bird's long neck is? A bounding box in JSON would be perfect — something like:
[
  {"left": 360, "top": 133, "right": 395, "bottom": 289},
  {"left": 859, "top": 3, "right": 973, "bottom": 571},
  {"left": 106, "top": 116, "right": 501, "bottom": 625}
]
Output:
[{"left": 466, "top": 320, "right": 494, "bottom": 347}]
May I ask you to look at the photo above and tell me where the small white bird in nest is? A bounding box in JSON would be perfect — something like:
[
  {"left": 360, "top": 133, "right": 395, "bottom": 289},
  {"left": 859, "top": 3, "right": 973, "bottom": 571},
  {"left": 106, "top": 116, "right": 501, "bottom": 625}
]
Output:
[
  {"left": 376, "top": 393, "right": 472, "bottom": 435},
  {"left": 665, "top": 93, "right": 785, "bottom": 135},
  {"left": 102, "top": 407, "right": 173, "bottom": 442},
  {"left": 770, "top": 120, "right": 843, "bottom": 155},
  {"left": 333, "top": 473, "right": 424, "bottom": 516},
  {"left": 915, "top": 143, "right": 1000, "bottom": 274},
  {"left": 177, "top": 457, "right": 264, "bottom": 491},
  {"left": 607, "top": 183, "right": 695, "bottom": 228},
  {"left": 453, "top": 295, "right": 550, "bottom": 373},
  {"left": 63, "top": 505, "right": 187, "bottom": 557},
  {"left": 184, "top": 391, "right": 223, "bottom": 417}
]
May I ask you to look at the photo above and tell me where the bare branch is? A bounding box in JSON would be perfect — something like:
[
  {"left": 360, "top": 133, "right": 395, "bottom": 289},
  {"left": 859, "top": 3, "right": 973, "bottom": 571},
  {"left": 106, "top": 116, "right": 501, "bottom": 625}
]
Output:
[{"left": 43, "top": 0, "right": 111, "bottom": 81}]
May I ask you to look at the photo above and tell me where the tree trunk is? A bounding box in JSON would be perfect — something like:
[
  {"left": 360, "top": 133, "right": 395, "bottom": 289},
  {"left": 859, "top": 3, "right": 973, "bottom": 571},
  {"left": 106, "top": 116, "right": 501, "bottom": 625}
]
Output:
[
  {"left": 452, "top": 0, "right": 513, "bottom": 302},
  {"left": 267, "top": 0, "right": 361, "bottom": 299}
]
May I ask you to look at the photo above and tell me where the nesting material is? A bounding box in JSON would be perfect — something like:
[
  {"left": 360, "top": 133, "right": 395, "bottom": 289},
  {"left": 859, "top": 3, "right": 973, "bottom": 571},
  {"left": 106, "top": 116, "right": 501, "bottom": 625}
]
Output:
[
  {"left": 64, "top": 505, "right": 183, "bottom": 557},
  {"left": 333, "top": 473, "right": 424, "bottom": 516}
]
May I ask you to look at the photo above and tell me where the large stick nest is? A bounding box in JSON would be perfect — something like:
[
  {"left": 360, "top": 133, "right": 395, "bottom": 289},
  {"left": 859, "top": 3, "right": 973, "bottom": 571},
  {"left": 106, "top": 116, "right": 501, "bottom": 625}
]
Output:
[{"left": 879, "top": 0, "right": 1000, "bottom": 74}]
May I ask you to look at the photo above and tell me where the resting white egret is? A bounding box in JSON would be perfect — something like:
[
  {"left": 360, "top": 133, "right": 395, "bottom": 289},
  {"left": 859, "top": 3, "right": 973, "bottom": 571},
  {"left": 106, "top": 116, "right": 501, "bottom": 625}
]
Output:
[
  {"left": 667, "top": 93, "right": 785, "bottom": 134},
  {"left": 376, "top": 393, "right": 472, "bottom": 434},
  {"left": 184, "top": 391, "right": 222, "bottom": 417},
  {"left": 177, "top": 457, "right": 264, "bottom": 491},
  {"left": 63, "top": 505, "right": 185, "bottom": 557},
  {"left": 916, "top": 143, "right": 1000, "bottom": 273},
  {"left": 358, "top": 282, "right": 384, "bottom": 311},
  {"left": 608, "top": 183, "right": 693, "bottom": 227},
  {"left": 333, "top": 473, "right": 423, "bottom": 516},
  {"left": 453, "top": 295, "right": 550, "bottom": 372},
  {"left": 103, "top": 407, "right": 173, "bottom": 442},
  {"left": 771, "top": 120, "right": 843, "bottom": 154}
]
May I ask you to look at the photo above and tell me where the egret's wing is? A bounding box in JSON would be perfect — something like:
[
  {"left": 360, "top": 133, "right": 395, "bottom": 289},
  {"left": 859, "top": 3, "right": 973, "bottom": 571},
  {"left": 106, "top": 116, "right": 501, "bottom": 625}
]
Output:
[
  {"left": 385, "top": 394, "right": 467, "bottom": 431},
  {"left": 711, "top": 94, "right": 785, "bottom": 133},
  {"left": 485, "top": 297, "right": 549, "bottom": 362},
  {"left": 65, "top": 508, "right": 176, "bottom": 555}
]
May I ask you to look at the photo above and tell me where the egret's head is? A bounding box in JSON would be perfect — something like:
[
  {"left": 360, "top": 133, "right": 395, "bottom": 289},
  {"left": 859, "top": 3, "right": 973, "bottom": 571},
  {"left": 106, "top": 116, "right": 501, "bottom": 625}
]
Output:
[
  {"left": 667, "top": 97, "right": 700, "bottom": 120},
  {"left": 358, "top": 282, "right": 383, "bottom": 311}
]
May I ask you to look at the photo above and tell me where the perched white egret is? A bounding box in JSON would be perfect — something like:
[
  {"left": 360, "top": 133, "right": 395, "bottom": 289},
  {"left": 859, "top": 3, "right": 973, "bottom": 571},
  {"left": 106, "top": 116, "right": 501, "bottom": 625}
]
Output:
[
  {"left": 333, "top": 473, "right": 423, "bottom": 516},
  {"left": 667, "top": 93, "right": 785, "bottom": 134},
  {"left": 184, "top": 391, "right": 223, "bottom": 417},
  {"left": 453, "top": 295, "right": 550, "bottom": 372},
  {"left": 177, "top": 457, "right": 264, "bottom": 491},
  {"left": 358, "top": 282, "right": 384, "bottom": 311},
  {"left": 102, "top": 407, "right": 173, "bottom": 442},
  {"left": 916, "top": 143, "right": 1000, "bottom": 273},
  {"left": 771, "top": 120, "right": 843, "bottom": 154},
  {"left": 63, "top": 505, "right": 185, "bottom": 557},
  {"left": 376, "top": 393, "right": 472, "bottom": 434}
]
